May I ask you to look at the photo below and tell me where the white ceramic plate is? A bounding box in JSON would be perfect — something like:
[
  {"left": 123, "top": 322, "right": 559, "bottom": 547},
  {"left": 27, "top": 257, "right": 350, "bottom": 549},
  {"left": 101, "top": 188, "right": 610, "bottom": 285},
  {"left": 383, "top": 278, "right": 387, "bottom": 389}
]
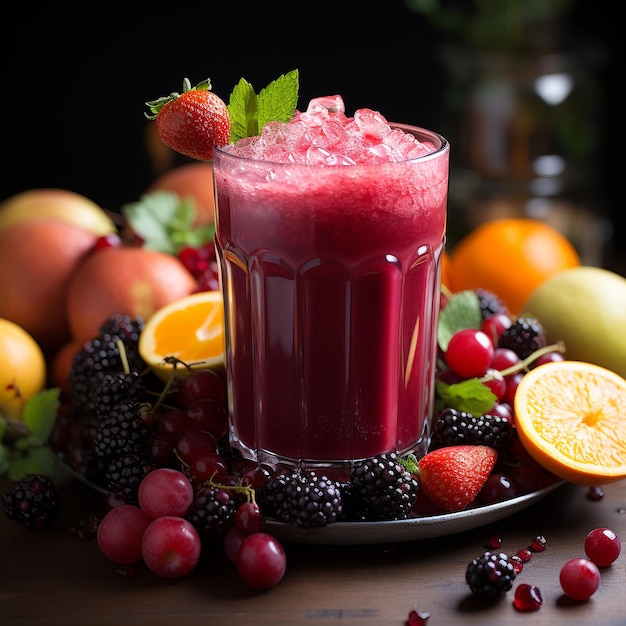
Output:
[{"left": 263, "top": 481, "right": 565, "bottom": 545}]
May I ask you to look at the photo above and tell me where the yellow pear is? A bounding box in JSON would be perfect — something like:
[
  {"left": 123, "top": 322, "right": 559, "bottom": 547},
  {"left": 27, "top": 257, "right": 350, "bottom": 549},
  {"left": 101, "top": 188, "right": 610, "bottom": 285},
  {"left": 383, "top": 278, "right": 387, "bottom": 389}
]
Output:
[{"left": 522, "top": 266, "right": 626, "bottom": 378}]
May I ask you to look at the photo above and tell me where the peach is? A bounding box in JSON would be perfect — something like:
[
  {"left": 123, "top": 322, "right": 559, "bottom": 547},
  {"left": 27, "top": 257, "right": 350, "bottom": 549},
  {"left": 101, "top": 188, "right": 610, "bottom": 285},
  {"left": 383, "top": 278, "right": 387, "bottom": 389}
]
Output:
[
  {"left": 0, "top": 219, "right": 100, "bottom": 356},
  {"left": 146, "top": 163, "right": 215, "bottom": 227},
  {"left": 65, "top": 246, "right": 198, "bottom": 344}
]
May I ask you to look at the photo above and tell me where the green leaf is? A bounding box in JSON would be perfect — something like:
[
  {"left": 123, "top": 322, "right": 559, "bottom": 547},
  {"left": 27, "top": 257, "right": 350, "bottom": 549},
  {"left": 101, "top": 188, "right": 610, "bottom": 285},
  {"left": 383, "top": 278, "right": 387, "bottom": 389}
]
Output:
[
  {"left": 258, "top": 70, "right": 300, "bottom": 129},
  {"left": 8, "top": 447, "right": 59, "bottom": 482},
  {"left": 228, "top": 78, "right": 259, "bottom": 143},
  {"left": 437, "top": 289, "right": 482, "bottom": 352},
  {"left": 228, "top": 70, "right": 299, "bottom": 144},
  {"left": 0, "top": 442, "right": 9, "bottom": 476},
  {"left": 435, "top": 378, "right": 497, "bottom": 417},
  {"left": 22, "top": 388, "right": 60, "bottom": 443},
  {"left": 122, "top": 191, "right": 214, "bottom": 255}
]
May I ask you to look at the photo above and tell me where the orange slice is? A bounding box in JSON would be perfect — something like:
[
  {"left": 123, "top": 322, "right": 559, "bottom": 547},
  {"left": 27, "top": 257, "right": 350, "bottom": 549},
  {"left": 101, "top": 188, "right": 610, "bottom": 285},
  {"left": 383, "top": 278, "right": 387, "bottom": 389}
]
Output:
[
  {"left": 514, "top": 360, "right": 626, "bottom": 486},
  {"left": 138, "top": 290, "right": 225, "bottom": 382}
]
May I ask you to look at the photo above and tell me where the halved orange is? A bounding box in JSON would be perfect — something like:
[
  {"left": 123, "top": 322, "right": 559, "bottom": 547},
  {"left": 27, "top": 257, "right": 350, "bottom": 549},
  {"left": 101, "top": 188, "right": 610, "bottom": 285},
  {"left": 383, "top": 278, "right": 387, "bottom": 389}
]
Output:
[
  {"left": 138, "top": 290, "right": 225, "bottom": 382},
  {"left": 514, "top": 360, "right": 626, "bottom": 486}
]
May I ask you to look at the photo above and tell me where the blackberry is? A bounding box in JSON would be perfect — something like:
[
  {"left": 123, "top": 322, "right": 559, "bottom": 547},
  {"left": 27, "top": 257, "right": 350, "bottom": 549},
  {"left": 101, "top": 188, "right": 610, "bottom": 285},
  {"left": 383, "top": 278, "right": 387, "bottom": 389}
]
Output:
[
  {"left": 349, "top": 453, "right": 419, "bottom": 521},
  {"left": 104, "top": 452, "right": 156, "bottom": 503},
  {"left": 259, "top": 469, "right": 345, "bottom": 528},
  {"left": 68, "top": 317, "right": 147, "bottom": 415},
  {"left": 497, "top": 316, "right": 547, "bottom": 360},
  {"left": 475, "top": 288, "right": 509, "bottom": 319},
  {"left": 187, "top": 484, "right": 245, "bottom": 536},
  {"left": 93, "top": 400, "right": 153, "bottom": 461},
  {"left": 429, "top": 408, "right": 516, "bottom": 453},
  {"left": 92, "top": 372, "right": 148, "bottom": 422},
  {"left": 466, "top": 551, "right": 517, "bottom": 600},
  {"left": 98, "top": 314, "right": 144, "bottom": 344},
  {"left": 2, "top": 474, "right": 62, "bottom": 530}
]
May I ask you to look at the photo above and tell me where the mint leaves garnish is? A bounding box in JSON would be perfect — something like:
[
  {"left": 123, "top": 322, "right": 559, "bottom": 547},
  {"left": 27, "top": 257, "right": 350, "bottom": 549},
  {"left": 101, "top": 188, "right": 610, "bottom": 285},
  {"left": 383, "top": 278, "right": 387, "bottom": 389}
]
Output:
[
  {"left": 122, "top": 191, "right": 215, "bottom": 255},
  {"left": 228, "top": 69, "right": 299, "bottom": 143}
]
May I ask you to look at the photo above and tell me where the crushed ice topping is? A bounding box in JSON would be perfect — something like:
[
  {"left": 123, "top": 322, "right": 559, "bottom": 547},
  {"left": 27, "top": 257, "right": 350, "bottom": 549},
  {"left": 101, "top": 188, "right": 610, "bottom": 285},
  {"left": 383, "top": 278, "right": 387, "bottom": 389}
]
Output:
[{"left": 225, "top": 96, "right": 436, "bottom": 165}]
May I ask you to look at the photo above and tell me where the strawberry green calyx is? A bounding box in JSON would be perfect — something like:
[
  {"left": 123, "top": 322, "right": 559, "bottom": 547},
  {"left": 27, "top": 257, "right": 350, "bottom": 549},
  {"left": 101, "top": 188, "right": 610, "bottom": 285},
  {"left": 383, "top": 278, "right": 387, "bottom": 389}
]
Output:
[{"left": 144, "top": 78, "right": 212, "bottom": 120}]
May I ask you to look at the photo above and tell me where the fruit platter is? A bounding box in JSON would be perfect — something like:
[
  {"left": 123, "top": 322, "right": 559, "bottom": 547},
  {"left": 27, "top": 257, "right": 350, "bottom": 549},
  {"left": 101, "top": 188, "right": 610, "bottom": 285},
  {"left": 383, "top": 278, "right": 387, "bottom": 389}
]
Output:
[{"left": 1, "top": 71, "right": 626, "bottom": 623}]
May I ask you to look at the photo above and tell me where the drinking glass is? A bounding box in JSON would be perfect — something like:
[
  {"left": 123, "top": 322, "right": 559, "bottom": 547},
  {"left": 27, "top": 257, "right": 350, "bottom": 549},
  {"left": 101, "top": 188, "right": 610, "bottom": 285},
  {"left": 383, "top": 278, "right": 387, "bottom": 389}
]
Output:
[{"left": 213, "top": 123, "right": 449, "bottom": 470}]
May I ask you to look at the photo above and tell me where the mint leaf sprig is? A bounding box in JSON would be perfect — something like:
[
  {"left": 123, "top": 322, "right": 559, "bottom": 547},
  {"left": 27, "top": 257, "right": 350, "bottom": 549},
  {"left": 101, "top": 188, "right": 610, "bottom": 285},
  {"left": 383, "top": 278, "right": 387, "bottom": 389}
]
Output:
[
  {"left": 122, "top": 191, "right": 214, "bottom": 255},
  {"left": 228, "top": 69, "right": 299, "bottom": 143}
]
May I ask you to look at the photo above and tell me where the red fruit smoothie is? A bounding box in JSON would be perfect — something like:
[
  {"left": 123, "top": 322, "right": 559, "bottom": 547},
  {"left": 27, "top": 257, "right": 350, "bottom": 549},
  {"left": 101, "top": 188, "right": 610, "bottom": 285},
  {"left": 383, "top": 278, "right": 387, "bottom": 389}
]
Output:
[{"left": 213, "top": 99, "right": 449, "bottom": 467}]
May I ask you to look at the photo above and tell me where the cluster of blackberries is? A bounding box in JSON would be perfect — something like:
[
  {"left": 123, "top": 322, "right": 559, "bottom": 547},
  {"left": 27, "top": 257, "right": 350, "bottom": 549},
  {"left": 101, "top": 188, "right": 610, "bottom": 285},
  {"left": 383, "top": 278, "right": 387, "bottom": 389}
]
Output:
[
  {"left": 53, "top": 315, "right": 160, "bottom": 502},
  {"left": 258, "top": 452, "right": 420, "bottom": 528}
]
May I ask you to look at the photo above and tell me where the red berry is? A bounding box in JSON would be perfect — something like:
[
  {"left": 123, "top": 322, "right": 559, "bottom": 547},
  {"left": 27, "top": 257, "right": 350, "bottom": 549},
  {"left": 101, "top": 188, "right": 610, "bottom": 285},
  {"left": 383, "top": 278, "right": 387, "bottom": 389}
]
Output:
[
  {"left": 97, "top": 504, "right": 152, "bottom": 564},
  {"left": 94, "top": 233, "right": 122, "bottom": 251},
  {"left": 236, "top": 532, "right": 287, "bottom": 589},
  {"left": 584, "top": 527, "right": 621, "bottom": 567},
  {"left": 559, "top": 558, "right": 600, "bottom": 601},
  {"left": 138, "top": 468, "right": 194, "bottom": 519},
  {"left": 147, "top": 78, "right": 230, "bottom": 161},
  {"left": 481, "top": 313, "right": 512, "bottom": 346},
  {"left": 513, "top": 583, "right": 543, "bottom": 611},
  {"left": 445, "top": 329, "right": 494, "bottom": 378},
  {"left": 530, "top": 535, "right": 547, "bottom": 552},
  {"left": 142, "top": 516, "right": 202, "bottom": 578}
]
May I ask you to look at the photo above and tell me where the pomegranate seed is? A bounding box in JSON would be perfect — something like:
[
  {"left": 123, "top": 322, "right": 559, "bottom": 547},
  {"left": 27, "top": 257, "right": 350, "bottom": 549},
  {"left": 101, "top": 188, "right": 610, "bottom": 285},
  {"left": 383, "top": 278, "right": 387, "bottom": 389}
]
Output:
[
  {"left": 486, "top": 535, "right": 502, "bottom": 549},
  {"left": 94, "top": 233, "right": 122, "bottom": 251},
  {"left": 510, "top": 555, "right": 524, "bottom": 574},
  {"left": 516, "top": 547, "right": 532, "bottom": 562},
  {"left": 587, "top": 485, "right": 604, "bottom": 501},
  {"left": 513, "top": 583, "right": 543, "bottom": 611},
  {"left": 530, "top": 535, "right": 547, "bottom": 552},
  {"left": 407, "top": 607, "right": 430, "bottom": 625}
]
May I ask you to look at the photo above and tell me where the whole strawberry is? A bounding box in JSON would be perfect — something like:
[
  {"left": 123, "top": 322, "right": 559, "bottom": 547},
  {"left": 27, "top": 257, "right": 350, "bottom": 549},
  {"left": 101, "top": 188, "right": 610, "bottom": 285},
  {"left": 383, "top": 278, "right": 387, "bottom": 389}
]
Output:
[
  {"left": 417, "top": 445, "right": 497, "bottom": 512},
  {"left": 145, "top": 78, "right": 230, "bottom": 160}
]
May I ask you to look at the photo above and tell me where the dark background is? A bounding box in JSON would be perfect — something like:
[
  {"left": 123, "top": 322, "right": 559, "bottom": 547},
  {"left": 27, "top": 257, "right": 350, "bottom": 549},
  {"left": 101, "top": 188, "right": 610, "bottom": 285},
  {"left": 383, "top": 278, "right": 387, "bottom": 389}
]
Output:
[{"left": 1, "top": 1, "right": 623, "bottom": 268}]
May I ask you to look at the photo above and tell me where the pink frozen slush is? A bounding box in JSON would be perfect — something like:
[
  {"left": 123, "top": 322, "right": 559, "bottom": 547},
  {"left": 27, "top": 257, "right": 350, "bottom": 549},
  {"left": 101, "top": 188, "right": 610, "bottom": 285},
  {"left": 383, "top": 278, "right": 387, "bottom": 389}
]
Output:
[{"left": 213, "top": 96, "right": 449, "bottom": 465}]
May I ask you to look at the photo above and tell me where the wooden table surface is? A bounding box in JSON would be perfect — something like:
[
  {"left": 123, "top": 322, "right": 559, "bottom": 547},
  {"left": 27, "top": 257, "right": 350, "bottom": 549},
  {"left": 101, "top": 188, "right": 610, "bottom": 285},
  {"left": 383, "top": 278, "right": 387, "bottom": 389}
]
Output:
[{"left": 1, "top": 473, "right": 625, "bottom": 626}]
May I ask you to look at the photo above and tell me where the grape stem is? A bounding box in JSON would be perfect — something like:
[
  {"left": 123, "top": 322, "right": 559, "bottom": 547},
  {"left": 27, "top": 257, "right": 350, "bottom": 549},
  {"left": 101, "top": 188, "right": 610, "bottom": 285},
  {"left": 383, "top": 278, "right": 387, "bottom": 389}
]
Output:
[{"left": 481, "top": 341, "right": 566, "bottom": 382}]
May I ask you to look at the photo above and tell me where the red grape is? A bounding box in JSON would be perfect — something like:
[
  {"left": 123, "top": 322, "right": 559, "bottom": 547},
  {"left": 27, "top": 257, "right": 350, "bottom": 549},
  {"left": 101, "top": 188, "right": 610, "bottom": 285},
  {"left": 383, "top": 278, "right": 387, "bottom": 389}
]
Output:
[
  {"left": 142, "top": 516, "right": 201, "bottom": 578},
  {"left": 584, "top": 527, "right": 621, "bottom": 567},
  {"left": 236, "top": 532, "right": 287, "bottom": 589},
  {"left": 138, "top": 468, "right": 194, "bottom": 519},
  {"left": 445, "top": 329, "right": 494, "bottom": 378},
  {"left": 97, "top": 504, "right": 152, "bottom": 564},
  {"left": 559, "top": 557, "right": 600, "bottom": 601}
]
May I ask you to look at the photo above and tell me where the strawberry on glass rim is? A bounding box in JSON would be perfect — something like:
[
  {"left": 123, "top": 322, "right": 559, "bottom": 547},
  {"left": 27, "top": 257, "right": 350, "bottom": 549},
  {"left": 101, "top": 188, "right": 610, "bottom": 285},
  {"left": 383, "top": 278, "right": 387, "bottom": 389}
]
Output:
[{"left": 145, "top": 78, "right": 230, "bottom": 161}]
